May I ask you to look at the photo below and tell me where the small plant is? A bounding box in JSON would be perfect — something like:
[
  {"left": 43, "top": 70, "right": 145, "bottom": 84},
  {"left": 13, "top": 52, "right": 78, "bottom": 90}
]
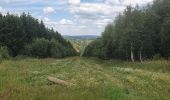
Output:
[
  {"left": 168, "top": 57, "right": 170, "bottom": 61},
  {"left": 0, "top": 46, "right": 10, "bottom": 63},
  {"left": 14, "top": 55, "right": 30, "bottom": 60},
  {"left": 153, "top": 54, "right": 162, "bottom": 60}
]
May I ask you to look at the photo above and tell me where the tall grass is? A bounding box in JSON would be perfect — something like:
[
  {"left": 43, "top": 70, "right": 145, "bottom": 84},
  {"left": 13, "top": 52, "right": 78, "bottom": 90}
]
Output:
[{"left": 0, "top": 57, "right": 169, "bottom": 100}]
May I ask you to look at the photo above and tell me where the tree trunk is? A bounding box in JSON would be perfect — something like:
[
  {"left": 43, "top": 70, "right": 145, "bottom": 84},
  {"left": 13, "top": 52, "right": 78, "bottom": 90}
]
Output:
[
  {"left": 139, "top": 43, "right": 143, "bottom": 62},
  {"left": 139, "top": 51, "right": 142, "bottom": 62},
  {"left": 131, "top": 43, "right": 135, "bottom": 62},
  {"left": 47, "top": 76, "right": 75, "bottom": 86}
]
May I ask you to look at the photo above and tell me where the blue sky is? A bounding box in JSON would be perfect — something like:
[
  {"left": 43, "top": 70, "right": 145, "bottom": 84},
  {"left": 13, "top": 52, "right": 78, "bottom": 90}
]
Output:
[{"left": 0, "top": 0, "right": 153, "bottom": 36}]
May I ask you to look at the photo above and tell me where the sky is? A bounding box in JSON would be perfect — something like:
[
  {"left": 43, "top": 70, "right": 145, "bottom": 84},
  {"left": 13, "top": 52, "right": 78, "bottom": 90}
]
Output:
[{"left": 0, "top": 0, "right": 153, "bottom": 36}]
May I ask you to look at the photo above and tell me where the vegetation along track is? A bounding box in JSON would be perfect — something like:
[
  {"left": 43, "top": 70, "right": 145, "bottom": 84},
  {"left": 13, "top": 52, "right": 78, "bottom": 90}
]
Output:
[{"left": 0, "top": 57, "right": 170, "bottom": 100}]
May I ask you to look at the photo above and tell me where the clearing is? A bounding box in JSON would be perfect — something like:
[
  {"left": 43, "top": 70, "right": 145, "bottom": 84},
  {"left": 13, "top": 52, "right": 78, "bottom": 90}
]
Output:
[{"left": 0, "top": 57, "right": 170, "bottom": 100}]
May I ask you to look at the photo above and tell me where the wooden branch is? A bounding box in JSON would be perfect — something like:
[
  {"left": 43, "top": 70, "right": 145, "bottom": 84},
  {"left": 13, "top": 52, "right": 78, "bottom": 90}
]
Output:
[{"left": 47, "top": 76, "right": 74, "bottom": 86}]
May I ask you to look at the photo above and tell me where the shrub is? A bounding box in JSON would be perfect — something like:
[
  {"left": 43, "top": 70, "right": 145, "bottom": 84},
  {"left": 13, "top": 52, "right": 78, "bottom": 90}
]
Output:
[
  {"left": 49, "top": 39, "right": 64, "bottom": 58},
  {"left": 0, "top": 46, "right": 10, "bottom": 63},
  {"left": 22, "top": 44, "right": 33, "bottom": 56},
  {"left": 153, "top": 54, "right": 162, "bottom": 60},
  {"left": 14, "top": 55, "right": 30, "bottom": 60},
  {"left": 24, "top": 38, "right": 50, "bottom": 58},
  {"left": 22, "top": 38, "right": 77, "bottom": 58},
  {"left": 23, "top": 38, "right": 69, "bottom": 58}
]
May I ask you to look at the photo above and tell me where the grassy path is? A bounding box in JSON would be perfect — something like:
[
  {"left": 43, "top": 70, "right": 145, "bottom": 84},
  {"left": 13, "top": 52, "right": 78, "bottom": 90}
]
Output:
[{"left": 0, "top": 57, "right": 170, "bottom": 100}]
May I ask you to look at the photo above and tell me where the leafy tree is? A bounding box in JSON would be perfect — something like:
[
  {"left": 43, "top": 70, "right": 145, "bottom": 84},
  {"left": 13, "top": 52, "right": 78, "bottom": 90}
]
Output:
[
  {"left": 27, "top": 38, "right": 50, "bottom": 58},
  {"left": 49, "top": 39, "right": 64, "bottom": 58},
  {"left": 83, "top": 0, "right": 170, "bottom": 61},
  {"left": 160, "top": 17, "right": 170, "bottom": 57}
]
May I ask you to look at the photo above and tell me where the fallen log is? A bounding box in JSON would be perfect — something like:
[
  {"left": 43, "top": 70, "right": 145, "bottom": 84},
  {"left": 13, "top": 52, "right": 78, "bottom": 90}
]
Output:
[{"left": 47, "top": 76, "right": 74, "bottom": 86}]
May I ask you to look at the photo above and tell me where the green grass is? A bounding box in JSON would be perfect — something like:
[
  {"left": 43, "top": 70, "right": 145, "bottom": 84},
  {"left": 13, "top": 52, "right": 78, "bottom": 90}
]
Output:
[{"left": 0, "top": 57, "right": 170, "bottom": 100}]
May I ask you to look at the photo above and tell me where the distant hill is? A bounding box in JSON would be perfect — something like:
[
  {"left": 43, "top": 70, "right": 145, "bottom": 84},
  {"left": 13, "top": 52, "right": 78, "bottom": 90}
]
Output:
[{"left": 63, "top": 35, "right": 99, "bottom": 40}]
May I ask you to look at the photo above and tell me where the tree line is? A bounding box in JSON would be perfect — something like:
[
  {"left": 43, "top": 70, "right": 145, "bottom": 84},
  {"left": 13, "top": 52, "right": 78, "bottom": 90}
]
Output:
[
  {"left": 83, "top": 0, "right": 170, "bottom": 62},
  {"left": 0, "top": 13, "right": 77, "bottom": 58}
]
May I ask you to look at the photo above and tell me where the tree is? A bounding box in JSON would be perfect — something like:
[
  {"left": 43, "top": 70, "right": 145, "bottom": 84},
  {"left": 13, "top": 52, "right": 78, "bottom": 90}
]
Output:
[
  {"left": 0, "top": 13, "right": 77, "bottom": 58},
  {"left": 83, "top": 0, "right": 170, "bottom": 61},
  {"left": 49, "top": 39, "right": 64, "bottom": 58},
  {"left": 160, "top": 17, "right": 170, "bottom": 57}
]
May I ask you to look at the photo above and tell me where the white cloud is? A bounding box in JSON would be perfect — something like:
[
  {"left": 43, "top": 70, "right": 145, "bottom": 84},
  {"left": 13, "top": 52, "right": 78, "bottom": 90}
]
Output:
[
  {"left": 105, "top": 0, "right": 120, "bottom": 5},
  {"left": 43, "top": 7, "right": 56, "bottom": 14},
  {"left": 69, "top": 2, "right": 122, "bottom": 30},
  {"left": 104, "top": 0, "right": 153, "bottom": 7},
  {"left": 68, "top": 0, "right": 80, "bottom": 5},
  {"left": 0, "top": 6, "right": 6, "bottom": 15},
  {"left": 122, "top": 0, "right": 153, "bottom": 6},
  {"left": 43, "top": 17, "right": 51, "bottom": 22},
  {"left": 38, "top": 16, "right": 57, "bottom": 27},
  {"left": 2, "top": 0, "right": 38, "bottom": 5},
  {"left": 59, "top": 19, "right": 74, "bottom": 25},
  {"left": 95, "top": 19, "right": 113, "bottom": 25},
  {"left": 70, "top": 3, "right": 114, "bottom": 15},
  {"left": 39, "top": 17, "right": 74, "bottom": 27}
]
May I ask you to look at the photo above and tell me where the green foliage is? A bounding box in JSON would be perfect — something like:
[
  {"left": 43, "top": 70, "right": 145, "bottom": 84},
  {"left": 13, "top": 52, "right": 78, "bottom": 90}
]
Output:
[
  {"left": 153, "top": 54, "right": 162, "bottom": 60},
  {"left": 27, "top": 38, "right": 51, "bottom": 58},
  {"left": 83, "top": 0, "right": 170, "bottom": 61},
  {"left": 0, "top": 13, "right": 77, "bottom": 58},
  {"left": 0, "top": 46, "right": 10, "bottom": 59},
  {"left": 83, "top": 38, "right": 108, "bottom": 59},
  {"left": 23, "top": 38, "right": 77, "bottom": 58},
  {"left": 13, "top": 55, "right": 30, "bottom": 60},
  {"left": 160, "top": 17, "right": 170, "bottom": 58},
  {"left": 49, "top": 39, "right": 64, "bottom": 58}
]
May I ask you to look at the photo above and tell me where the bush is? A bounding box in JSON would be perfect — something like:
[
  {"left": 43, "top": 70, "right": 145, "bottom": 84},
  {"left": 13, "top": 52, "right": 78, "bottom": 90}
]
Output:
[
  {"left": 0, "top": 46, "right": 10, "bottom": 63},
  {"left": 13, "top": 55, "right": 30, "bottom": 60},
  {"left": 28, "top": 38, "right": 50, "bottom": 58},
  {"left": 49, "top": 39, "right": 64, "bottom": 58},
  {"left": 153, "top": 54, "right": 162, "bottom": 60},
  {"left": 23, "top": 38, "right": 71, "bottom": 58},
  {"left": 22, "top": 38, "right": 77, "bottom": 58}
]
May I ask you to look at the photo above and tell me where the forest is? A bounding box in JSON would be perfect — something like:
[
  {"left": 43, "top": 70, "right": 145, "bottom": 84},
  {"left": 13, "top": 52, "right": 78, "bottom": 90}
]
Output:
[
  {"left": 83, "top": 0, "right": 170, "bottom": 62},
  {"left": 0, "top": 13, "right": 77, "bottom": 59}
]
